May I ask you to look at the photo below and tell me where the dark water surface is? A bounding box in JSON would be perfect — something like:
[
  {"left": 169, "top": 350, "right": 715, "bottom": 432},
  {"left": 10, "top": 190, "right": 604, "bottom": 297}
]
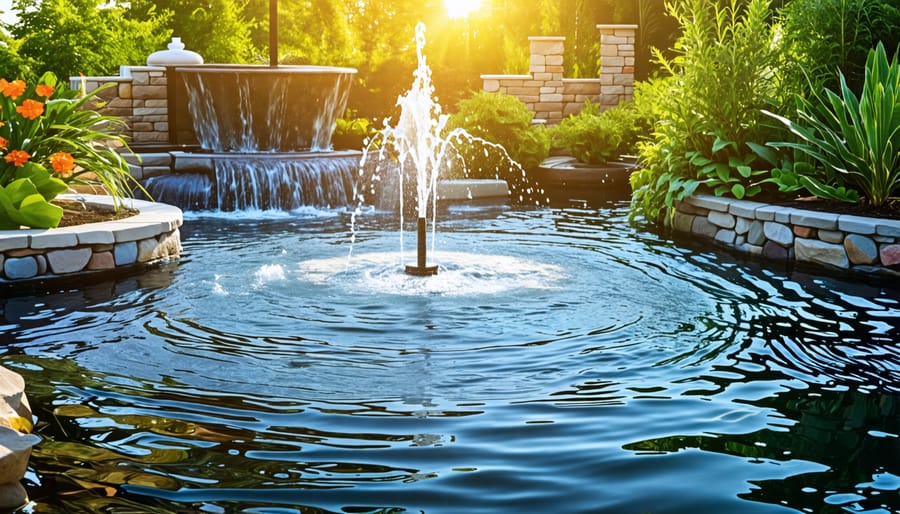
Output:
[{"left": 1, "top": 202, "right": 898, "bottom": 513}]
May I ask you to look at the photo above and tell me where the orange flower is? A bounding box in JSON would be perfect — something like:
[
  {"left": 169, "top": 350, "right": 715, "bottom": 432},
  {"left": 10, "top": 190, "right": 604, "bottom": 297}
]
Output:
[
  {"left": 16, "top": 99, "right": 44, "bottom": 120},
  {"left": 0, "top": 137, "right": 6, "bottom": 150},
  {"left": 1, "top": 80, "right": 26, "bottom": 99},
  {"left": 4, "top": 149, "right": 30, "bottom": 167},
  {"left": 35, "top": 84, "right": 54, "bottom": 98},
  {"left": 49, "top": 151, "right": 75, "bottom": 176}
]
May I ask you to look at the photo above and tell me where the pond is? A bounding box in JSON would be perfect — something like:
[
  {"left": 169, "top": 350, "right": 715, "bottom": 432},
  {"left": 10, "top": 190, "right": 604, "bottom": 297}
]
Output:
[{"left": 2, "top": 200, "right": 898, "bottom": 514}]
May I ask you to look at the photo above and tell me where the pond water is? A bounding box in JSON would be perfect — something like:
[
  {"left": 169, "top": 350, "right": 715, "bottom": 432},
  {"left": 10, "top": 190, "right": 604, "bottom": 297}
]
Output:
[{"left": 2, "top": 201, "right": 898, "bottom": 514}]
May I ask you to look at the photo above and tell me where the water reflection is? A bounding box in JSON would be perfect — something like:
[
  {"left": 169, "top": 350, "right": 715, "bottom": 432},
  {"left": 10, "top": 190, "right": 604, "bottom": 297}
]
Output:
[
  {"left": 625, "top": 385, "right": 898, "bottom": 513},
  {"left": 1, "top": 204, "right": 897, "bottom": 513}
]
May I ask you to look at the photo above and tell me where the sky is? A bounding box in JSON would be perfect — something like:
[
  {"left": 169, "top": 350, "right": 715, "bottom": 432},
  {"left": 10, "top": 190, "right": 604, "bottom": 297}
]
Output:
[{"left": 0, "top": 0, "right": 15, "bottom": 25}]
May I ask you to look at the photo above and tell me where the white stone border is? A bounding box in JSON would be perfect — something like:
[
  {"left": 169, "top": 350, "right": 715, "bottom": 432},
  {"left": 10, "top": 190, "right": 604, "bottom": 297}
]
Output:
[
  {"left": 674, "top": 194, "right": 900, "bottom": 276},
  {"left": 0, "top": 195, "right": 182, "bottom": 282}
]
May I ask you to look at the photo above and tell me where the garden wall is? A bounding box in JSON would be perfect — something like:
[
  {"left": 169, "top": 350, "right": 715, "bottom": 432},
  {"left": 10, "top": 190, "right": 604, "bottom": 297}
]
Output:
[
  {"left": 675, "top": 195, "right": 900, "bottom": 276},
  {"left": 76, "top": 67, "right": 170, "bottom": 146},
  {"left": 481, "top": 24, "right": 637, "bottom": 123}
]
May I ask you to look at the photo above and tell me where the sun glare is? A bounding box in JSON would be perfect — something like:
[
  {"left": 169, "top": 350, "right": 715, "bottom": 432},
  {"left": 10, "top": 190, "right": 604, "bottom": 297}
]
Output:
[{"left": 445, "top": 0, "right": 482, "bottom": 19}]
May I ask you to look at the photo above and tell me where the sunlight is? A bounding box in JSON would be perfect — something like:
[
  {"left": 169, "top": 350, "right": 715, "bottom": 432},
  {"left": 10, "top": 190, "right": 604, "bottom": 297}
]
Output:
[{"left": 444, "top": 0, "right": 482, "bottom": 19}]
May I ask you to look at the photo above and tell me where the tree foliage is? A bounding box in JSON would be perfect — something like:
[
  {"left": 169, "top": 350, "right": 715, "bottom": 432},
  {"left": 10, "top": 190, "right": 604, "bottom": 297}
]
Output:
[
  {"left": 128, "top": 0, "right": 253, "bottom": 64},
  {"left": 9, "top": 0, "right": 169, "bottom": 79}
]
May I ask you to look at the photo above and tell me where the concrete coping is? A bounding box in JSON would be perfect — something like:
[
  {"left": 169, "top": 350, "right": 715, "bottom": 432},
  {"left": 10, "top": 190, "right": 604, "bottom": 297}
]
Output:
[
  {"left": 528, "top": 36, "right": 566, "bottom": 42},
  {"left": 685, "top": 194, "right": 900, "bottom": 235},
  {"left": 481, "top": 74, "right": 533, "bottom": 80},
  {"left": 0, "top": 194, "right": 182, "bottom": 252},
  {"left": 596, "top": 24, "right": 639, "bottom": 30},
  {"left": 437, "top": 180, "right": 509, "bottom": 201}
]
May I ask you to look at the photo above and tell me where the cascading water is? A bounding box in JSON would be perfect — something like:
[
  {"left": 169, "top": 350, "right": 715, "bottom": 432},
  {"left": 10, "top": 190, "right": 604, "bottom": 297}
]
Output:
[{"left": 144, "top": 65, "right": 358, "bottom": 211}]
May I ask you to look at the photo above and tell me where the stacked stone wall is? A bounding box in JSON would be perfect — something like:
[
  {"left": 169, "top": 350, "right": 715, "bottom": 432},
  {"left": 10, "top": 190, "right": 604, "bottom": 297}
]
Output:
[
  {"left": 482, "top": 24, "right": 637, "bottom": 122},
  {"left": 674, "top": 195, "right": 900, "bottom": 276},
  {"left": 71, "top": 66, "right": 170, "bottom": 146}
]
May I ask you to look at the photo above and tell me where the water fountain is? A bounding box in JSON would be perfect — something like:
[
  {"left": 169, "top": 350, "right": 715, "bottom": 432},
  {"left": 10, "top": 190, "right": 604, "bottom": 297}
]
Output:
[
  {"left": 144, "top": 62, "right": 359, "bottom": 211},
  {"left": 3, "top": 22, "right": 899, "bottom": 514}
]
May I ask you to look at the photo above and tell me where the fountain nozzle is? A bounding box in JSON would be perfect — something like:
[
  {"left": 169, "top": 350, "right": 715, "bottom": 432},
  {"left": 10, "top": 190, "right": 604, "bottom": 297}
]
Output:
[{"left": 405, "top": 217, "right": 438, "bottom": 276}]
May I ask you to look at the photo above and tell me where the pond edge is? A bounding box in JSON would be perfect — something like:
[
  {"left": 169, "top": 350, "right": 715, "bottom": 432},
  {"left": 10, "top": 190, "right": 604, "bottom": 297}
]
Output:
[
  {"left": 0, "top": 195, "right": 182, "bottom": 283},
  {"left": 674, "top": 194, "right": 900, "bottom": 278}
]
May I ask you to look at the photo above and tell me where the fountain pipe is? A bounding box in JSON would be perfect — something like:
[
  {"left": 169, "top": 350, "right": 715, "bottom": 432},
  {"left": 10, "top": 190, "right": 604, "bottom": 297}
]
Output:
[
  {"left": 269, "top": 0, "right": 278, "bottom": 66},
  {"left": 405, "top": 217, "right": 438, "bottom": 276}
]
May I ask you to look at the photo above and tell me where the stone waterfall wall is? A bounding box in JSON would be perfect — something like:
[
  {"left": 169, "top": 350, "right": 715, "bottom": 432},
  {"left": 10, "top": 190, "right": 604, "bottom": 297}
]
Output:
[{"left": 481, "top": 24, "right": 637, "bottom": 123}]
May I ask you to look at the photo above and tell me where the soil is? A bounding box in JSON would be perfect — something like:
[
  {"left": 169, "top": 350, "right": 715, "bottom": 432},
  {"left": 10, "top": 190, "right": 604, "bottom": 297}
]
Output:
[
  {"left": 54, "top": 199, "right": 138, "bottom": 228},
  {"left": 771, "top": 196, "right": 900, "bottom": 221}
]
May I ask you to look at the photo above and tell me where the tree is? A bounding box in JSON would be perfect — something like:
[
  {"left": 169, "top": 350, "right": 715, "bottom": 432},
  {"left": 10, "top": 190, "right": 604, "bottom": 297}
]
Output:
[
  {"left": 0, "top": 28, "right": 35, "bottom": 80},
  {"left": 128, "top": 0, "right": 254, "bottom": 64},
  {"left": 10, "top": 0, "right": 169, "bottom": 79}
]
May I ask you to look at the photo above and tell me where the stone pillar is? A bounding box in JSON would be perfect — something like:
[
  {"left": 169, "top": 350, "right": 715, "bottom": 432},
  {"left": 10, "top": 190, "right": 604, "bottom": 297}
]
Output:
[
  {"left": 597, "top": 24, "right": 637, "bottom": 108},
  {"left": 529, "top": 36, "right": 566, "bottom": 122},
  {"left": 126, "top": 66, "right": 170, "bottom": 145},
  {"left": 70, "top": 66, "right": 169, "bottom": 145}
]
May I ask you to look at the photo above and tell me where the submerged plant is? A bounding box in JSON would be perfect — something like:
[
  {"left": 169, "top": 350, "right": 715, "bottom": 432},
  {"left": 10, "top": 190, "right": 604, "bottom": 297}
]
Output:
[
  {"left": 763, "top": 42, "right": 900, "bottom": 207},
  {"left": 0, "top": 71, "right": 142, "bottom": 229}
]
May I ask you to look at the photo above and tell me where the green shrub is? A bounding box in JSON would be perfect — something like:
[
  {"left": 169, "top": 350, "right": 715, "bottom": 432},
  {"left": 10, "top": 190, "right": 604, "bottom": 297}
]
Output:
[
  {"left": 551, "top": 100, "right": 648, "bottom": 164},
  {"left": 332, "top": 110, "right": 376, "bottom": 150},
  {"left": 444, "top": 91, "right": 550, "bottom": 178},
  {"left": 779, "top": 0, "right": 900, "bottom": 95},
  {"left": 629, "top": 0, "right": 787, "bottom": 224},
  {"left": 762, "top": 42, "right": 900, "bottom": 207}
]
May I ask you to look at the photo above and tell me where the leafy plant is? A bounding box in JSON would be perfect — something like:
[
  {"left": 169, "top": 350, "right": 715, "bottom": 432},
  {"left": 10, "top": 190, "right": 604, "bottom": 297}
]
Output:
[
  {"left": 778, "top": 0, "right": 900, "bottom": 94},
  {"left": 748, "top": 143, "right": 859, "bottom": 203},
  {"left": 550, "top": 100, "right": 647, "bottom": 164},
  {"left": 763, "top": 42, "right": 900, "bottom": 207},
  {"left": 629, "top": 0, "right": 787, "bottom": 224},
  {"left": 445, "top": 91, "right": 550, "bottom": 177},
  {"left": 0, "top": 72, "right": 142, "bottom": 229},
  {"left": 332, "top": 110, "right": 377, "bottom": 150}
]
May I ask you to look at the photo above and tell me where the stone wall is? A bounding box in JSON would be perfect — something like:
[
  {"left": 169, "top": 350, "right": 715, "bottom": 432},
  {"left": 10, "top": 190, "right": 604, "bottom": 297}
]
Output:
[
  {"left": 72, "top": 66, "right": 170, "bottom": 146},
  {"left": 0, "top": 196, "right": 182, "bottom": 283},
  {"left": 674, "top": 195, "right": 900, "bottom": 276},
  {"left": 481, "top": 24, "right": 637, "bottom": 123}
]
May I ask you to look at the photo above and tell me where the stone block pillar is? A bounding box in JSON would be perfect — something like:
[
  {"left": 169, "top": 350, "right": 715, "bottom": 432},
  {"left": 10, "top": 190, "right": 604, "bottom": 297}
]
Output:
[
  {"left": 482, "top": 25, "right": 638, "bottom": 123},
  {"left": 529, "top": 37, "right": 566, "bottom": 122},
  {"left": 597, "top": 24, "right": 637, "bottom": 108},
  {"left": 71, "top": 66, "right": 170, "bottom": 145}
]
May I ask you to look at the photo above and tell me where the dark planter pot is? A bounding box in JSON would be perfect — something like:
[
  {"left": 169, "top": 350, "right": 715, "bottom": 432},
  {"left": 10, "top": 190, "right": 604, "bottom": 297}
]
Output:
[{"left": 532, "top": 156, "right": 638, "bottom": 206}]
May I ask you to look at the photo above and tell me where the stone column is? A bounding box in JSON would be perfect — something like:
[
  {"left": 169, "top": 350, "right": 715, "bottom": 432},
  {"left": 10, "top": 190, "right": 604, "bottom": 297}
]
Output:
[
  {"left": 596, "top": 24, "right": 637, "bottom": 107},
  {"left": 529, "top": 36, "right": 566, "bottom": 122}
]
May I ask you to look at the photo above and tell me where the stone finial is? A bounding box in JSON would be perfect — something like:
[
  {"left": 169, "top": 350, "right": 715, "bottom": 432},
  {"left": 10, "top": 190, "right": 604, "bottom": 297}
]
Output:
[{"left": 147, "top": 37, "right": 204, "bottom": 66}]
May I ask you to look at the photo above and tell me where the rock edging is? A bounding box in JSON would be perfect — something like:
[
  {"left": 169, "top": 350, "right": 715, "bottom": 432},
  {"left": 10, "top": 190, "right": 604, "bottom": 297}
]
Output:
[
  {"left": 674, "top": 194, "right": 900, "bottom": 276},
  {"left": 0, "top": 195, "right": 182, "bottom": 283},
  {"left": 0, "top": 366, "right": 39, "bottom": 510}
]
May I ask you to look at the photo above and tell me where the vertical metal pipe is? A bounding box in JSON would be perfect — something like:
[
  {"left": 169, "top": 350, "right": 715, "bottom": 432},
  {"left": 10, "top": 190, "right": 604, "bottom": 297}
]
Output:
[
  {"left": 269, "top": 0, "right": 278, "bottom": 67},
  {"left": 417, "top": 217, "right": 427, "bottom": 269}
]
